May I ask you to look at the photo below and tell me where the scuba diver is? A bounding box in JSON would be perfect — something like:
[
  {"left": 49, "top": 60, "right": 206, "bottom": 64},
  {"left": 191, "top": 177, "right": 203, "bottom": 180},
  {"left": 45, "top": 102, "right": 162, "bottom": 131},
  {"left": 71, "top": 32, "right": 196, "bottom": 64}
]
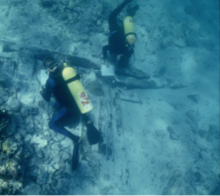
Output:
[
  {"left": 102, "top": 0, "right": 139, "bottom": 71},
  {"left": 40, "top": 56, "right": 102, "bottom": 170}
]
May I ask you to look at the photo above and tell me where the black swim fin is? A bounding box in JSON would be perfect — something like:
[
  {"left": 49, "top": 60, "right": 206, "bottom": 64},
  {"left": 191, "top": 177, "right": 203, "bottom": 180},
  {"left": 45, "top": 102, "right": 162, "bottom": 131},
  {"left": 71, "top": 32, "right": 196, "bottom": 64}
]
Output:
[
  {"left": 86, "top": 123, "right": 102, "bottom": 145},
  {"left": 72, "top": 142, "right": 80, "bottom": 170}
]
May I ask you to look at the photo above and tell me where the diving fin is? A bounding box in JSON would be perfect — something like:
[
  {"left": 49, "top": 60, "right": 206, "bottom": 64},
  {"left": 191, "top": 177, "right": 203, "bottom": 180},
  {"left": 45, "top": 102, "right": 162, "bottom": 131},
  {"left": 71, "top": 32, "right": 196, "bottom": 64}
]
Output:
[
  {"left": 86, "top": 123, "right": 102, "bottom": 145},
  {"left": 72, "top": 142, "right": 80, "bottom": 170}
]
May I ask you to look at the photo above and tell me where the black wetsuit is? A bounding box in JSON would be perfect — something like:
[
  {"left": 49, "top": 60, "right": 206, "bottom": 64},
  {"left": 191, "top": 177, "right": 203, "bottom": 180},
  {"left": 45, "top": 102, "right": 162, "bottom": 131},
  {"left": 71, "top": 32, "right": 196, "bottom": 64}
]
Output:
[
  {"left": 40, "top": 65, "right": 102, "bottom": 145},
  {"left": 102, "top": 0, "right": 134, "bottom": 64}
]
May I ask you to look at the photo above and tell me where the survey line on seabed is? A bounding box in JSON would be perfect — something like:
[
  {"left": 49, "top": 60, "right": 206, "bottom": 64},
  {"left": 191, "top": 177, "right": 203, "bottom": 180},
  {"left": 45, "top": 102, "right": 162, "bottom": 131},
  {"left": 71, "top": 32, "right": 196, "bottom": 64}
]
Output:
[
  {"left": 98, "top": 86, "right": 125, "bottom": 193},
  {"left": 97, "top": 85, "right": 112, "bottom": 192},
  {"left": 112, "top": 88, "right": 132, "bottom": 193},
  {"left": 122, "top": 94, "right": 131, "bottom": 193}
]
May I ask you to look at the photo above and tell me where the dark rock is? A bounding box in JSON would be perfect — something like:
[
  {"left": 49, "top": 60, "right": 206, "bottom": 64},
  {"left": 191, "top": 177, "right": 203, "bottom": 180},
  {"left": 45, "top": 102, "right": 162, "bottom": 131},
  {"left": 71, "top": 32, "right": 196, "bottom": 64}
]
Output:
[
  {"left": 40, "top": 0, "right": 53, "bottom": 8},
  {"left": 187, "top": 94, "right": 200, "bottom": 103},
  {"left": 167, "top": 126, "right": 175, "bottom": 133},
  {"left": 186, "top": 110, "right": 198, "bottom": 122},
  {"left": 198, "top": 129, "right": 207, "bottom": 138}
]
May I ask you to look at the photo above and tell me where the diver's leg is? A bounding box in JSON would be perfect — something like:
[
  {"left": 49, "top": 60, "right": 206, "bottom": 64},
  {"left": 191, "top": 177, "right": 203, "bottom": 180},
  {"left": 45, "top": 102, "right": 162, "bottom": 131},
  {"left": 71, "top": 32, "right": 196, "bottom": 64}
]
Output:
[
  {"left": 49, "top": 107, "right": 79, "bottom": 143},
  {"left": 49, "top": 107, "right": 80, "bottom": 170},
  {"left": 108, "top": 0, "right": 132, "bottom": 32}
]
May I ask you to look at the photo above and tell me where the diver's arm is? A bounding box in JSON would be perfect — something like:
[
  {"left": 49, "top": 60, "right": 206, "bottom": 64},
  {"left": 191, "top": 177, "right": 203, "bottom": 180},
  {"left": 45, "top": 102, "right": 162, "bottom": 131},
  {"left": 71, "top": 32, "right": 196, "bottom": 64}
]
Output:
[
  {"left": 40, "top": 79, "right": 52, "bottom": 102},
  {"left": 111, "top": 0, "right": 133, "bottom": 17}
]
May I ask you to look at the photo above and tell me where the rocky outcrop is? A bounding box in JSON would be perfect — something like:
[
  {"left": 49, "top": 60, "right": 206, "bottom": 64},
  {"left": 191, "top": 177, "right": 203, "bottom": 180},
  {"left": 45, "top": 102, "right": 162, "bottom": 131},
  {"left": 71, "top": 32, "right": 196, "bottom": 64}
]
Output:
[{"left": 0, "top": 108, "right": 25, "bottom": 195}]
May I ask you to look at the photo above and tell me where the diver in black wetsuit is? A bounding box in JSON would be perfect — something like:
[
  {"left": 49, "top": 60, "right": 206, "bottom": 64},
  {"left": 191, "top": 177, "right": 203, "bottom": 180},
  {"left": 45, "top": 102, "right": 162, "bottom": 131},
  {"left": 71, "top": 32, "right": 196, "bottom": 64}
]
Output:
[
  {"left": 102, "top": 0, "right": 139, "bottom": 69},
  {"left": 40, "top": 57, "right": 102, "bottom": 170}
]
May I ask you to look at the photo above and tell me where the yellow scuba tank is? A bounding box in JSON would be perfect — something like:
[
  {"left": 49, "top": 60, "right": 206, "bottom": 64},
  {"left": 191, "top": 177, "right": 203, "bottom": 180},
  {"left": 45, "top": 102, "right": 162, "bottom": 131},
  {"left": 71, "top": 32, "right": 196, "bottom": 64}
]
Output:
[
  {"left": 62, "top": 63, "right": 93, "bottom": 114},
  {"left": 123, "top": 16, "right": 136, "bottom": 45}
]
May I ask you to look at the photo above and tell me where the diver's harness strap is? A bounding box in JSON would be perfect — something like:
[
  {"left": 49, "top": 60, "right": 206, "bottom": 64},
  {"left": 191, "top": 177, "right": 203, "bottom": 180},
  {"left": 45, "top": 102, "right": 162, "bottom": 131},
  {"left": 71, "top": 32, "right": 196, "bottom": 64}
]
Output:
[
  {"left": 125, "top": 32, "right": 137, "bottom": 38},
  {"left": 65, "top": 74, "right": 81, "bottom": 84}
]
